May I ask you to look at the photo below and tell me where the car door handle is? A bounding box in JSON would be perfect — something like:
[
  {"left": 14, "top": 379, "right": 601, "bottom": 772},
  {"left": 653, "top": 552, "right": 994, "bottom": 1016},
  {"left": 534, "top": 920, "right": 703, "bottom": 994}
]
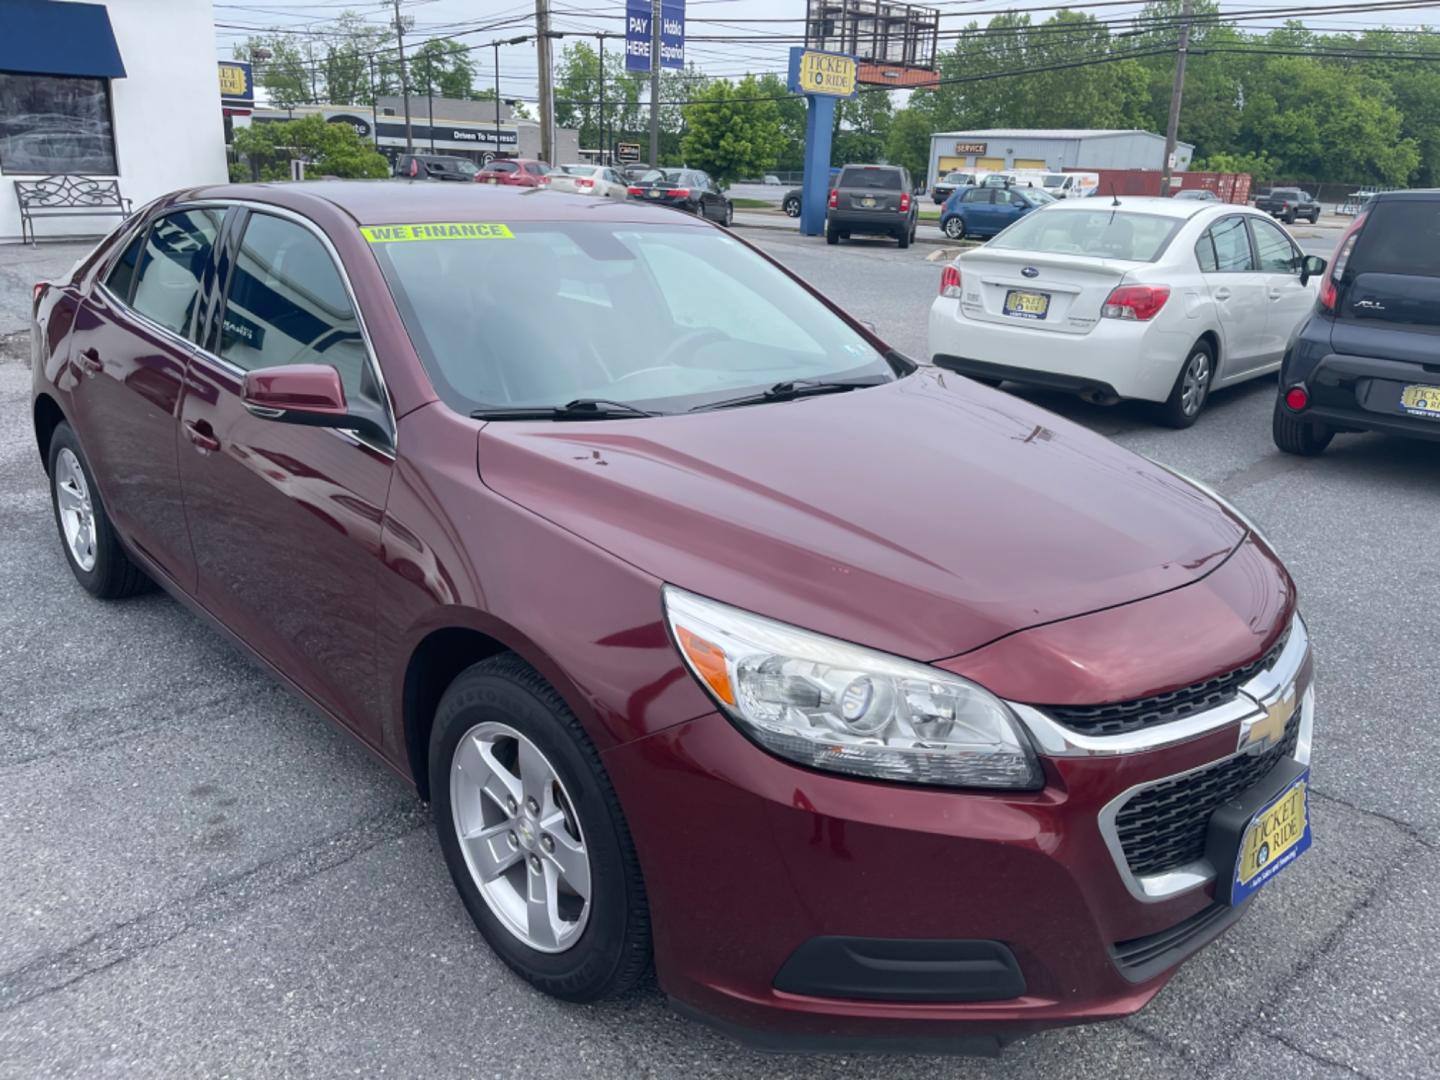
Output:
[
  {"left": 1213, "top": 288, "right": 1231, "bottom": 301},
  {"left": 77, "top": 347, "right": 104, "bottom": 375},
  {"left": 1267, "top": 287, "right": 1283, "bottom": 300},
  {"left": 183, "top": 419, "right": 220, "bottom": 454}
]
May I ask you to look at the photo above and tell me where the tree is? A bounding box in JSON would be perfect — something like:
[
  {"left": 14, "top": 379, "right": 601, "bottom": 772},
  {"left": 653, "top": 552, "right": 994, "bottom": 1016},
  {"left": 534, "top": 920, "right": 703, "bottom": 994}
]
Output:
[
  {"left": 886, "top": 107, "right": 933, "bottom": 182},
  {"left": 680, "top": 76, "right": 785, "bottom": 185},
  {"left": 233, "top": 115, "right": 389, "bottom": 180},
  {"left": 236, "top": 34, "right": 310, "bottom": 111},
  {"left": 411, "top": 38, "right": 475, "bottom": 101},
  {"left": 834, "top": 90, "right": 894, "bottom": 165},
  {"left": 753, "top": 72, "right": 806, "bottom": 173},
  {"left": 322, "top": 12, "right": 392, "bottom": 106}
]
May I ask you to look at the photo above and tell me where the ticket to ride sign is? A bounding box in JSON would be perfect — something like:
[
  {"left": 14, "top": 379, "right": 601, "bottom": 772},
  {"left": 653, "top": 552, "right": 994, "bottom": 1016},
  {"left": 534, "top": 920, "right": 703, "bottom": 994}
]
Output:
[{"left": 787, "top": 48, "right": 858, "bottom": 99}]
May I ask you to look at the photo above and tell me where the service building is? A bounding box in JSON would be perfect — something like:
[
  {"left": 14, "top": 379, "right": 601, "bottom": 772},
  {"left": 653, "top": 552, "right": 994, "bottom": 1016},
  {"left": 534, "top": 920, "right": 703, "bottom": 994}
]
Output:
[{"left": 926, "top": 128, "right": 1196, "bottom": 191}]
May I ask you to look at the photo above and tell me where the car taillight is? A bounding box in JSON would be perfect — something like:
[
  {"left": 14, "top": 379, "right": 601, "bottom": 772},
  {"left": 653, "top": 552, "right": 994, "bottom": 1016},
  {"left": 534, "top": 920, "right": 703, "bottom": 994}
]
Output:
[
  {"left": 899, "top": 192, "right": 911, "bottom": 213},
  {"left": 627, "top": 186, "right": 643, "bottom": 196},
  {"left": 669, "top": 188, "right": 689, "bottom": 197},
  {"left": 828, "top": 189, "right": 838, "bottom": 209},
  {"left": 1321, "top": 211, "right": 1367, "bottom": 313},
  {"left": 939, "top": 266, "right": 962, "bottom": 298},
  {"left": 1102, "top": 284, "right": 1171, "bottom": 321},
  {"left": 576, "top": 178, "right": 594, "bottom": 188}
]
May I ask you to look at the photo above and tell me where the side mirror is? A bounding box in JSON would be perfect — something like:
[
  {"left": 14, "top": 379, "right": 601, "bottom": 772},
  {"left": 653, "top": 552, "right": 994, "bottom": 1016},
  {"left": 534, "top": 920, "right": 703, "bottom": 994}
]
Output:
[
  {"left": 1299, "top": 254, "right": 1327, "bottom": 286},
  {"left": 242, "top": 364, "right": 389, "bottom": 445}
]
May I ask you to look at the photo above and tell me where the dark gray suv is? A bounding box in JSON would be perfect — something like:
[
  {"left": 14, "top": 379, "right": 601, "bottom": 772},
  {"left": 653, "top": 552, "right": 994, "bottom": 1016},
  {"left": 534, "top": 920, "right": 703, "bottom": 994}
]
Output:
[{"left": 826, "top": 164, "right": 918, "bottom": 249}]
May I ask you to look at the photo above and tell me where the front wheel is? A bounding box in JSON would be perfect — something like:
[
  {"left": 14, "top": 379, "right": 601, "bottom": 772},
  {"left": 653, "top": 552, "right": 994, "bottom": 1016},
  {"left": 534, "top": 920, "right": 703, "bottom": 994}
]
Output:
[
  {"left": 783, "top": 197, "right": 800, "bottom": 218},
  {"left": 48, "top": 422, "right": 152, "bottom": 599},
  {"left": 1273, "top": 396, "right": 1334, "bottom": 455},
  {"left": 1156, "top": 341, "right": 1216, "bottom": 429},
  {"left": 722, "top": 201, "right": 733, "bottom": 227},
  {"left": 431, "top": 654, "right": 651, "bottom": 1002},
  {"left": 943, "top": 216, "right": 966, "bottom": 240}
]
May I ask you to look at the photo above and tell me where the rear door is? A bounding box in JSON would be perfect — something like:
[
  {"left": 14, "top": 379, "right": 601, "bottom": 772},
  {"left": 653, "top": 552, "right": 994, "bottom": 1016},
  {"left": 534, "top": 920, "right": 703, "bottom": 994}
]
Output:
[
  {"left": 66, "top": 207, "right": 223, "bottom": 590},
  {"left": 837, "top": 167, "right": 901, "bottom": 214},
  {"left": 1248, "top": 215, "right": 1314, "bottom": 364},
  {"left": 177, "top": 208, "right": 394, "bottom": 744},
  {"left": 958, "top": 187, "right": 995, "bottom": 232},
  {"left": 1332, "top": 195, "right": 1440, "bottom": 366},
  {"left": 1196, "top": 214, "right": 1270, "bottom": 375}
]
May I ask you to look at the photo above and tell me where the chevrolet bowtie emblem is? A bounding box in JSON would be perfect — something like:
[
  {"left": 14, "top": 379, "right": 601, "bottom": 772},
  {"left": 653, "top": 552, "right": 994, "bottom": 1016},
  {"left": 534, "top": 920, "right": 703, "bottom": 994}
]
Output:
[{"left": 1239, "top": 685, "right": 1296, "bottom": 754}]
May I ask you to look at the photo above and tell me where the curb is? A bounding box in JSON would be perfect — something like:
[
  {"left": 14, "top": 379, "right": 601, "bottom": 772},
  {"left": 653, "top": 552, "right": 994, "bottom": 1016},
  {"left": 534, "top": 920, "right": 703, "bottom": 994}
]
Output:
[{"left": 732, "top": 215, "right": 954, "bottom": 247}]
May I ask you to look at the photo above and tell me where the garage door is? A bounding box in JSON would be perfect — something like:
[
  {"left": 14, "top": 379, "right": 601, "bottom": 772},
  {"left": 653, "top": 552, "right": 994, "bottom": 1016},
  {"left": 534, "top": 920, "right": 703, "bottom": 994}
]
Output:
[
  {"left": 1014, "top": 158, "right": 1047, "bottom": 170},
  {"left": 976, "top": 157, "right": 1005, "bottom": 171},
  {"left": 937, "top": 156, "right": 967, "bottom": 174}
]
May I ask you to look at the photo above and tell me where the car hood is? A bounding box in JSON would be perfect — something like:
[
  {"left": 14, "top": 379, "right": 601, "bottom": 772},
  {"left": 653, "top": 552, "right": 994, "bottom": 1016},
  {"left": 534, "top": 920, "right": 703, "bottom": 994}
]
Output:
[{"left": 475, "top": 369, "right": 1247, "bottom": 661}]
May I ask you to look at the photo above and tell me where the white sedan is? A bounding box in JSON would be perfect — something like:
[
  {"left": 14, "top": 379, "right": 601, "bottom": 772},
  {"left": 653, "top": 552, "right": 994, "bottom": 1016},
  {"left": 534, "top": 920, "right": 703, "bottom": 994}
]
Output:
[
  {"left": 547, "top": 164, "right": 629, "bottom": 200},
  {"left": 927, "top": 198, "right": 1324, "bottom": 426}
]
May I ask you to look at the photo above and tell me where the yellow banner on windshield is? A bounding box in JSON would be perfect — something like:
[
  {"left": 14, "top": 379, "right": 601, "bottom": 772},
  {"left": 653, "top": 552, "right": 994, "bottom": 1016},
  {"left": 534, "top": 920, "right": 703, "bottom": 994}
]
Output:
[{"left": 361, "top": 222, "right": 514, "bottom": 243}]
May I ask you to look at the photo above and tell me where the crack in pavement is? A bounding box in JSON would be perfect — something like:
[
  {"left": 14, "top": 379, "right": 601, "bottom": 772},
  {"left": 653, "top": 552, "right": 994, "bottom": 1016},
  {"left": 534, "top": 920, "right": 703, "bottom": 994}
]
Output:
[
  {"left": 1310, "top": 785, "right": 1435, "bottom": 849},
  {"left": 1271, "top": 1031, "right": 1380, "bottom": 1079},
  {"left": 0, "top": 801, "right": 429, "bottom": 1014}
]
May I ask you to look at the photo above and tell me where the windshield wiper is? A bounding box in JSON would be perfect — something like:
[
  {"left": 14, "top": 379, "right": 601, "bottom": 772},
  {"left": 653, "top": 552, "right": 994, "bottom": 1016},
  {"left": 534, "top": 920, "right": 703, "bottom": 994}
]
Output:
[
  {"left": 471, "top": 398, "right": 660, "bottom": 421},
  {"left": 688, "top": 376, "right": 890, "bottom": 413}
]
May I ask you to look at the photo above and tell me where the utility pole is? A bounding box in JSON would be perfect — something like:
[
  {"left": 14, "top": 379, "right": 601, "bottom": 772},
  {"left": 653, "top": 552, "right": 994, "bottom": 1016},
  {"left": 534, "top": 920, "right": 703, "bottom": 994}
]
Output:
[
  {"left": 391, "top": 0, "right": 413, "bottom": 152},
  {"left": 1161, "top": 0, "right": 1193, "bottom": 196},
  {"left": 598, "top": 33, "right": 606, "bottom": 165},
  {"left": 536, "top": 0, "right": 555, "bottom": 163},
  {"left": 648, "top": 0, "right": 660, "bottom": 165}
]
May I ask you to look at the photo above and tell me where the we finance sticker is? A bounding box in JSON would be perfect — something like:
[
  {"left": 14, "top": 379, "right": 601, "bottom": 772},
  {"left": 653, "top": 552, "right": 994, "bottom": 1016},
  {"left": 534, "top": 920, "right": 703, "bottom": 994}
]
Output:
[{"left": 361, "top": 222, "right": 514, "bottom": 243}]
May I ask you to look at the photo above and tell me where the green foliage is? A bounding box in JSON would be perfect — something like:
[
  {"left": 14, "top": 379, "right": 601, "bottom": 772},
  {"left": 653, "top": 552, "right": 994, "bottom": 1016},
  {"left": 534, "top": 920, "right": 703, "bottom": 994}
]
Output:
[
  {"left": 232, "top": 115, "right": 389, "bottom": 181},
  {"left": 834, "top": 91, "right": 894, "bottom": 165},
  {"left": 754, "top": 73, "right": 807, "bottom": 172},
  {"left": 236, "top": 34, "right": 310, "bottom": 110},
  {"left": 411, "top": 38, "right": 475, "bottom": 100},
  {"left": 680, "top": 76, "right": 786, "bottom": 185},
  {"left": 1196, "top": 150, "right": 1277, "bottom": 182},
  {"left": 886, "top": 108, "right": 933, "bottom": 181}
]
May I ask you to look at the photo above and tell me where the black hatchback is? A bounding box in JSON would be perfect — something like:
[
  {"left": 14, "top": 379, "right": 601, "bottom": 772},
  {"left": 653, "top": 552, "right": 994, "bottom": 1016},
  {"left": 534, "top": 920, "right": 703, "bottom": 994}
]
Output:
[{"left": 1274, "top": 190, "right": 1440, "bottom": 454}]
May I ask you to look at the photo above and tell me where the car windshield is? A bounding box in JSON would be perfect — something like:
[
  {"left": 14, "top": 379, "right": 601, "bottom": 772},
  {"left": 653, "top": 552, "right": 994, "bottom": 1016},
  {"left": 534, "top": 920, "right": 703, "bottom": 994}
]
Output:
[
  {"left": 943, "top": 172, "right": 970, "bottom": 184},
  {"left": 1043, "top": 174, "right": 1067, "bottom": 187},
  {"left": 1022, "top": 189, "right": 1057, "bottom": 206},
  {"left": 986, "top": 209, "right": 1183, "bottom": 262},
  {"left": 368, "top": 221, "right": 897, "bottom": 415},
  {"left": 838, "top": 168, "right": 901, "bottom": 190},
  {"left": 450, "top": 159, "right": 480, "bottom": 176},
  {"left": 561, "top": 165, "right": 598, "bottom": 177}
]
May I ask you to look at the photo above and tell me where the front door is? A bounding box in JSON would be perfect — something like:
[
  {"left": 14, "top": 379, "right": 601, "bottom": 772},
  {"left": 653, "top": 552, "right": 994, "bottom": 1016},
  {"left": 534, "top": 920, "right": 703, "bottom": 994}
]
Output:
[
  {"left": 177, "top": 209, "right": 395, "bottom": 743},
  {"left": 1249, "top": 216, "right": 1315, "bottom": 365},
  {"left": 1198, "top": 215, "right": 1270, "bottom": 378},
  {"left": 66, "top": 207, "right": 223, "bottom": 590}
]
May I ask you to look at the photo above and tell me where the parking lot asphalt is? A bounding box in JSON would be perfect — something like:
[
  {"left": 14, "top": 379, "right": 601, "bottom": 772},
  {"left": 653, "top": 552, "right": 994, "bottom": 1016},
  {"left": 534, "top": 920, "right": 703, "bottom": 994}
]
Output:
[{"left": 1, "top": 235, "right": 1436, "bottom": 1080}]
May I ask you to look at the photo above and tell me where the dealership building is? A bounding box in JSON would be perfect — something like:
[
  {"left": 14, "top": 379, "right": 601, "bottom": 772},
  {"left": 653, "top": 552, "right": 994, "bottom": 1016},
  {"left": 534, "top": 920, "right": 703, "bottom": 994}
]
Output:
[
  {"left": 1, "top": 0, "right": 228, "bottom": 241},
  {"left": 926, "top": 128, "right": 1196, "bottom": 190}
]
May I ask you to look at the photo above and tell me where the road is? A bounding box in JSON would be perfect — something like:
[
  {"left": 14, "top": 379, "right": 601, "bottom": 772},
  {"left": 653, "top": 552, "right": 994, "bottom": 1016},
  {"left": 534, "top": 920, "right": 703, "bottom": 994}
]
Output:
[{"left": 1, "top": 234, "right": 1435, "bottom": 1080}]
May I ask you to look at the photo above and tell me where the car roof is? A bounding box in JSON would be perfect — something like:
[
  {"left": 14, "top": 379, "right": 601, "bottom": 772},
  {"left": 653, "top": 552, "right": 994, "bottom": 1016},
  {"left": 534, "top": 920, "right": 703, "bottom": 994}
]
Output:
[
  {"left": 178, "top": 180, "right": 713, "bottom": 226},
  {"left": 1039, "top": 196, "right": 1217, "bottom": 220},
  {"left": 1372, "top": 188, "right": 1440, "bottom": 201}
]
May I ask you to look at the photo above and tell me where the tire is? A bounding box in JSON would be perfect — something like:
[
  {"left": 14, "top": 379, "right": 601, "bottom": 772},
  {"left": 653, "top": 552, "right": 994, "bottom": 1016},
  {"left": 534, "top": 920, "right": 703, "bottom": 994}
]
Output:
[
  {"left": 783, "top": 197, "right": 800, "bottom": 218},
  {"left": 1309, "top": 212, "right": 1320, "bottom": 224},
  {"left": 47, "top": 422, "right": 152, "bottom": 599},
  {"left": 1272, "top": 396, "right": 1334, "bottom": 456},
  {"left": 897, "top": 225, "right": 911, "bottom": 249},
  {"left": 1284, "top": 211, "right": 1296, "bottom": 225},
  {"left": 1156, "top": 340, "right": 1217, "bottom": 429},
  {"left": 430, "top": 654, "right": 651, "bottom": 1002},
  {"left": 723, "top": 201, "right": 733, "bottom": 228},
  {"left": 943, "top": 216, "right": 966, "bottom": 240},
  {"left": 826, "top": 225, "right": 839, "bottom": 245}
]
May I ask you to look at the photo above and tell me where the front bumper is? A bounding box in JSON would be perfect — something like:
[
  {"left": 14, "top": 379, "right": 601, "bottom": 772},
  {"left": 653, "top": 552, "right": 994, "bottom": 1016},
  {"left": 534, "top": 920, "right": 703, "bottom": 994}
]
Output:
[
  {"left": 927, "top": 297, "right": 1193, "bottom": 403},
  {"left": 603, "top": 615, "right": 1313, "bottom": 1046}
]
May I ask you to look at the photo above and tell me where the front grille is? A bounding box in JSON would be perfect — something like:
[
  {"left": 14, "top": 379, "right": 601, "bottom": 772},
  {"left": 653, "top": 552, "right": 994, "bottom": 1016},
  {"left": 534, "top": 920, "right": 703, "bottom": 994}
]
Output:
[
  {"left": 1045, "top": 630, "right": 1290, "bottom": 737},
  {"left": 1114, "top": 710, "right": 1301, "bottom": 878}
]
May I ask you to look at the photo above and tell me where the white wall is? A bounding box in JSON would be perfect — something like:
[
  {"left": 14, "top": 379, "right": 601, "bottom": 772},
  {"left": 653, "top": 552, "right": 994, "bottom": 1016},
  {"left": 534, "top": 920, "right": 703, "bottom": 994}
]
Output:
[{"left": 1, "top": 0, "right": 228, "bottom": 242}]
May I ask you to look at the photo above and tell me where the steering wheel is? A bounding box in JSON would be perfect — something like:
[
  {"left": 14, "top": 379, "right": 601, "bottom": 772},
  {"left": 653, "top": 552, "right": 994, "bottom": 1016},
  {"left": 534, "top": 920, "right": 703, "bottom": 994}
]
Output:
[{"left": 653, "top": 327, "right": 730, "bottom": 369}]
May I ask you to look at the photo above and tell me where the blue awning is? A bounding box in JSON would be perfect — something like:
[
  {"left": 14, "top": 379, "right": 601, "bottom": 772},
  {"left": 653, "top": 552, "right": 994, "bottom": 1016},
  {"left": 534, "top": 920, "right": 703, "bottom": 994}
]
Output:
[{"left": 0, "top": 0, "right": 126, "bottom": 79}]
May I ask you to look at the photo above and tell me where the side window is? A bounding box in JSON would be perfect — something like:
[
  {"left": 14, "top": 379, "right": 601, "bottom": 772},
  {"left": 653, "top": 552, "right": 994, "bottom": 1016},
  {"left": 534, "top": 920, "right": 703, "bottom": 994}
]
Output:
[
  {"left": 219, "top": 213, "right": 378, "bottom": 406},
  {"left": 1209, "top": 217, "right": 1255, "bottom": 272},
  {"left": 104, "top": 229, "right": 146, "bottom": 303},
  {"left": 1252, "top": 218, "right": 1298, "bottom": 273},
  {"left": 129, "top": 208, "right": 222, "bottom": 338},
  {"left": 491, "top": 161, "right": 516, "bottom": 174},
  {"left": 1195, "top": 232, "right": 1219, "bottom": 273},
  {"left": 962, "top": 188, "right": 990, "bottom": 204}
]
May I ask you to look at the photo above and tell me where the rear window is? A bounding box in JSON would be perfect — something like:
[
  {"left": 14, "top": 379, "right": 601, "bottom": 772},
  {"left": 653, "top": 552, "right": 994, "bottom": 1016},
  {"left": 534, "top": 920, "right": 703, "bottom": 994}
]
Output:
[
  {"left": 838, "top": 168, "right": 902, "bottom": 191},
  {"left": 1350, "top": 200, "right": 1440, "bottom": 277},
  {"left": 986, "top": 209, "right": 1183, "bottom": 262},
  {"left": 1272, "top": 189, "right": 1303, "bottom": 199}
]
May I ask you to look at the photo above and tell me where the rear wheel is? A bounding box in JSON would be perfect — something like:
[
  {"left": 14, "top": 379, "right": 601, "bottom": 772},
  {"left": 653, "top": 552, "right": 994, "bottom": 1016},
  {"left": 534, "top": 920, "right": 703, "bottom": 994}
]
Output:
[
  {"left": 943, "top": 216, "right": 966, "bottom": 240},
  {"left": 723, "top": 200, "right": 733, "bottom": 227},
  {"left": 1156, "top": 340, "right": 1216, "bottom": 429},
  {"left": 1309, "top": 212, "right": 1320, "bottom": 224},
  {"left": 1284, "top": 210, "right": 1297, "bottom": 225},
  {"left": 47, "top": 422, "right": 152, "bottom": 599},
  {"left": 1272, "top": 396, "right": 1334, "bottom": 455},
  {"left": 431, "top": 654, "right": 651, "bottom": 1002},
  {"left": 825, "top": 225, "right": 839, "bottom": 245},
  {"left": 897, "top": 225, "right": 911, "bottom": 249},
  {"left": 783, "top": 196, "right": 800, "bottom": 218}
]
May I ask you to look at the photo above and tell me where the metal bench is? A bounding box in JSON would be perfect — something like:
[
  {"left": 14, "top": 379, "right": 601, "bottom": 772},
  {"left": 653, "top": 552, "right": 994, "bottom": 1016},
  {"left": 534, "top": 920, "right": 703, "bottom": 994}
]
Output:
[{"left": 14, "top": 175, "right": 131, "bottom": 245}]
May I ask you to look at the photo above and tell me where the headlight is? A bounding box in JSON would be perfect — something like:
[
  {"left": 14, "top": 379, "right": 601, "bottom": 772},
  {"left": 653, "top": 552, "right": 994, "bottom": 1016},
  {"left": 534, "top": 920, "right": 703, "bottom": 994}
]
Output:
[{"left": 663, "top": 587, "right": 1043, "bottom": 790}]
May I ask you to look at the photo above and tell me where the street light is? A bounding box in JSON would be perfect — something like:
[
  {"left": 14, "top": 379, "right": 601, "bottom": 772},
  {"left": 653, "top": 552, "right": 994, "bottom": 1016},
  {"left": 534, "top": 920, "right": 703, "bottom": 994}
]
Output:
[{"left": 492, "top": 35, "right": 529, "bottom": 164}]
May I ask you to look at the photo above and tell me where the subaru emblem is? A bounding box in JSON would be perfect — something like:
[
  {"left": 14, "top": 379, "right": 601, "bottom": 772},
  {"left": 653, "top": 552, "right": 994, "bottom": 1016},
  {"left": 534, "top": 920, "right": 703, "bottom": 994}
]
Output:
[{"left": 1021, "top": 266, "right": 1040, "bottom": 278}]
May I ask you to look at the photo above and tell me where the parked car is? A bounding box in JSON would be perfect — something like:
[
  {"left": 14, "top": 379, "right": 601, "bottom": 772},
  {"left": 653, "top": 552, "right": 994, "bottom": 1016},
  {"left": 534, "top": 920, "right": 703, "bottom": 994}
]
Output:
[
  {"left": 625, "top": 167, "right": 732, "bottom": 226},
  {"left": 825, "top": 164, "right": 918, "bottom": 248},
  {"left": 32, "top": 180, "right": 1314, "bottom": 1049},
  {"left": 476, "top": 158, "right": 554, "bottom": 187},
  {"left": 1174, "top": 188, "right": 1221, "bottom": 202},
  {"left": 929, "top": 197, "right": 1318, "bottom": 427},
  {"left": 762, "top": 174, "right": 781, "bottom": 185},
  {"left": 932, "top": 170, "right": 975, "bottom": 204},
  {"left": 1255, "top": 187, "right": 1321, "bottom": 224},
  {"left": 548, "top": 163, "right": 628, "bottom": 201},
  {"left": 395, "top": 153, "right": 482, "bottom": 182},
  {"left": 1274, "top": 189, "right": 1440, "bottom": 454},
  {"left": 1041, "top": 171, "right": 1099, "bottom": 199},
  {"left": 940, "top": 185, "right": 1054, "bottom": 241},
  {"left": 621, "top": 162, "right": 653, "bottom": 183}
]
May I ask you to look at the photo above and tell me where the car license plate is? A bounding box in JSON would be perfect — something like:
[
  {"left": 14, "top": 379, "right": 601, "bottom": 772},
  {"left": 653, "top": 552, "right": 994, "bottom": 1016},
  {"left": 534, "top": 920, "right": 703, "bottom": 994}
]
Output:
[
  {"left": 861, "top": 196, "right": 876, "bottom": 208},
  {"left": 485, "top": 178, "right": 498, "bottom": 185},
  {"left": 1227, "top": 770, "right": 1312, "bottom": 905},
  {"left": 1003, "top": 290, "right": 1050, "bottom": 320},
  {"left": 1400, "top": 383, "right": 1440, "bottom": 419}
]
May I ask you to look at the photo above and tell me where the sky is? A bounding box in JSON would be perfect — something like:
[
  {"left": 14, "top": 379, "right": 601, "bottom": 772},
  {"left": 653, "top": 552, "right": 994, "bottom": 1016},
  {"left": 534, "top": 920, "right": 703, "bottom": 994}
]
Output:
[{"left": 211, "top": 0, "right": 1440, "bottom": 105}]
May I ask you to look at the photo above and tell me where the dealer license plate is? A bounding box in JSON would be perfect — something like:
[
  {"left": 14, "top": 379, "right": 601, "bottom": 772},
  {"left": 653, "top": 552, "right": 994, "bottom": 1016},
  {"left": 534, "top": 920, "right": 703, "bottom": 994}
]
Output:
[
  {"left": 648, "top": 189, "right": 662, "bottom": 198},
  {"left": 1400, "top": 383, "right": 1440, "bottom": 419},
  {"left": 1228, "top": 770, "right": 1312, "bottom": 905},
  {"left": 485, "top": 178, "right": 498, "bottom": 185},
  {"left": 1003, "top": 290, "right": 1050, "bottom": 320}
]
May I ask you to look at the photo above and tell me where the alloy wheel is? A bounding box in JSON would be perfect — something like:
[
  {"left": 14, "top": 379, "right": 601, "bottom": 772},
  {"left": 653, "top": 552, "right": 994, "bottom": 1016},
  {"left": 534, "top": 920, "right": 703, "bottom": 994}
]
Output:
[
  {"left": 54, "top": 448, "right": 97, "bottom": 572},
  {"left": 450, "top": 721, "right": 591, "bottom": 953},
  {"left": 1181, "top": 350, "right": 1212, "bottom": 416},
  {"left": 944, "top": 217, "right": 965, "bottom": 239}
]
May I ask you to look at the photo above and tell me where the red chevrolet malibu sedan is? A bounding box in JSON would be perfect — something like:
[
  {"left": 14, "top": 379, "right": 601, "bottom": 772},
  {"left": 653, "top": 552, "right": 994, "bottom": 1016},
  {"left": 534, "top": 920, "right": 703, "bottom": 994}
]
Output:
[{"left": 31, "top": 183, "right": 1314, "bottom": 1053}]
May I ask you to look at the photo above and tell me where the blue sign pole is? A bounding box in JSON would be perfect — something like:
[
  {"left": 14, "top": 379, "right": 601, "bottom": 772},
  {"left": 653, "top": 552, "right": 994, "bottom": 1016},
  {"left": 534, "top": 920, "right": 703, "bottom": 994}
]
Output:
[{"left": 787, "top": 47, "right": 858, "bottom": 239}]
